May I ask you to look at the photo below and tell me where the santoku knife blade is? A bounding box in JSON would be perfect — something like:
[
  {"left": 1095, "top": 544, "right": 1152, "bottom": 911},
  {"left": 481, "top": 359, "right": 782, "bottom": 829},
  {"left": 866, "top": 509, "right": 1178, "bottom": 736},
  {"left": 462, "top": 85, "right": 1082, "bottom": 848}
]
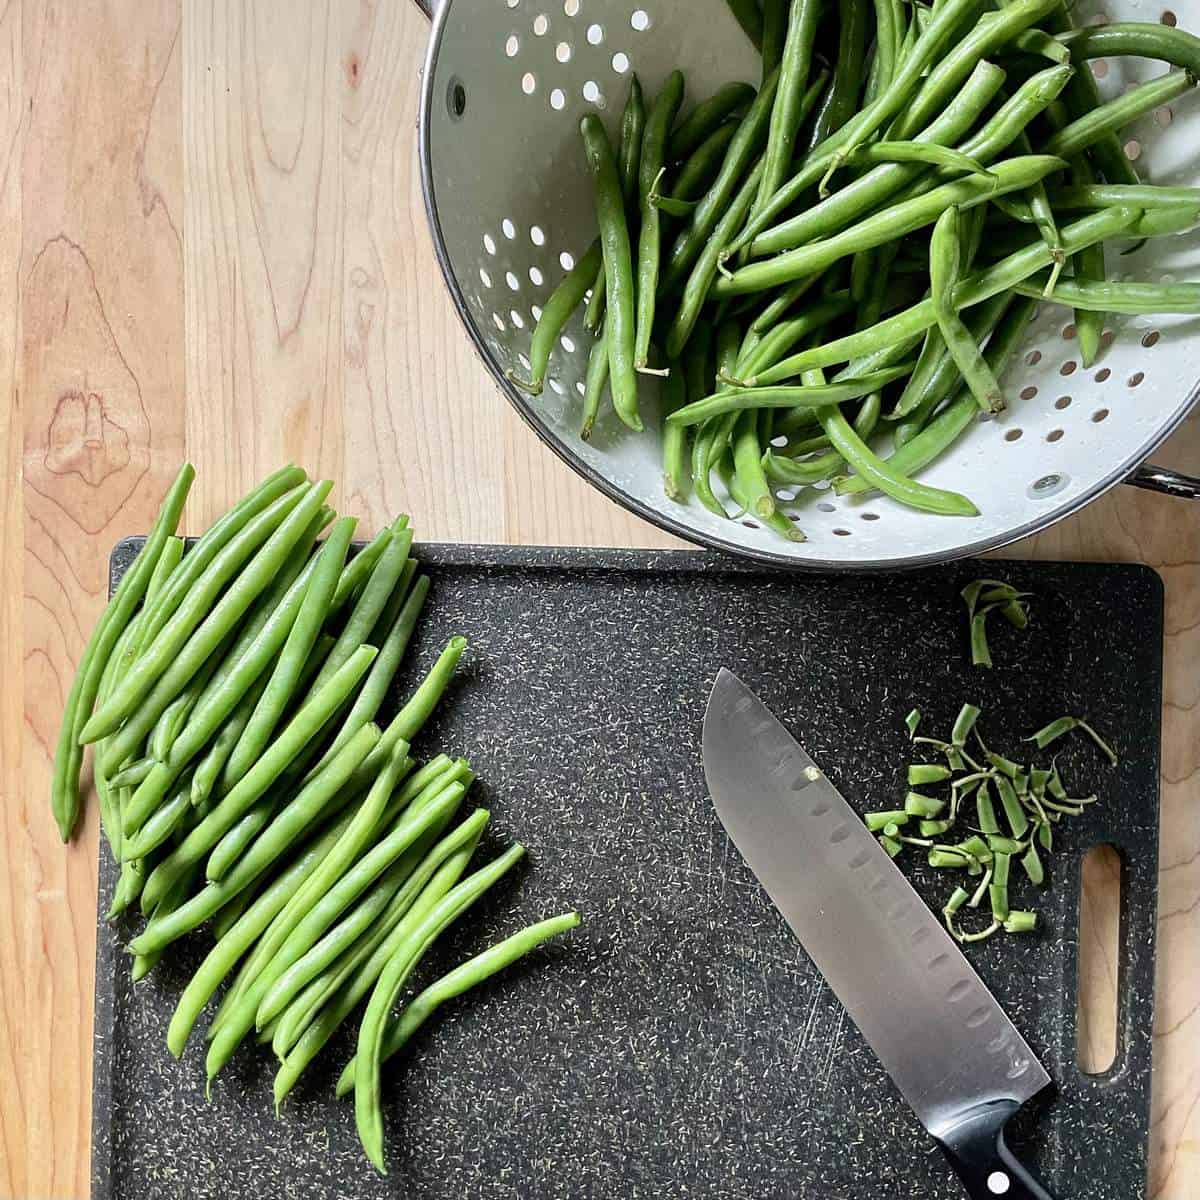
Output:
[{"left": 703, "top": 669, "right": 1055, "bottom": 1200}]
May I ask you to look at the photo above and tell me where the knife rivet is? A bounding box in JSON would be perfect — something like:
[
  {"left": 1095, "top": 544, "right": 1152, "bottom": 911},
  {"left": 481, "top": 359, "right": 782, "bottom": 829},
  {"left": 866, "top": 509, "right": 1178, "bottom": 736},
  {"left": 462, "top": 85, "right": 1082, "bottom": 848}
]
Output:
[{"left": 987, "top": 1171, "right": 1011, "bottom": 1195}]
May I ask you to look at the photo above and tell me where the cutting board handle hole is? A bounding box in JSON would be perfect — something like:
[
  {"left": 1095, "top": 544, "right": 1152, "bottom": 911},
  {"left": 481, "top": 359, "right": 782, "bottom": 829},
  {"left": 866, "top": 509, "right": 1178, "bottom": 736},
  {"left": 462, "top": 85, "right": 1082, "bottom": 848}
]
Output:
[{"left": 1076, "top": 844, "right": 1122, "bottom": 1076}]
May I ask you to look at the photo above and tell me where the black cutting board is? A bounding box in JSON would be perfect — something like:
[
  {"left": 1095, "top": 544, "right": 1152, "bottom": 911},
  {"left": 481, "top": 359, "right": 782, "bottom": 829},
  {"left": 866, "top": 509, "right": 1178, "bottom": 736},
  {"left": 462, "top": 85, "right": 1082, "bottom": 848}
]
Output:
[{"left": 92, "top": 543, "right": 1162, "bottom": 1200}]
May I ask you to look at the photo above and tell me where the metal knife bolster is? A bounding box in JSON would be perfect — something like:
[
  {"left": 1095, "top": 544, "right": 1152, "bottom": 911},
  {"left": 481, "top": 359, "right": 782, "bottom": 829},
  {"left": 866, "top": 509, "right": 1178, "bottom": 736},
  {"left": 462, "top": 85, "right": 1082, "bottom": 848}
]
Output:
[{"left": 702, "top": 671, "right": 1056, "bottom": 1200}]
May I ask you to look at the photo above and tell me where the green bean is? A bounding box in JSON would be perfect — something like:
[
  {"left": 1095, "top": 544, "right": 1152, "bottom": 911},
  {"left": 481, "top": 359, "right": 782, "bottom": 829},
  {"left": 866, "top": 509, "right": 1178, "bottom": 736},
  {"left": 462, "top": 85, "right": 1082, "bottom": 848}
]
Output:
[
  {"left": 732, "top": 410, "right": 775, "bottom": 520},
  {"left": 893, "top": 0, "right": 1061, "bottom": 140},
  {"left": 321, "top": 576, "right": 431, "bottom": 772},
  {"left": 225, "top": 520, "right": 357, "bottom": 786},
  {"left": 147, "top": 640, "right": 226, "bottom": 764},
  {"left": 670, "top": 365, "right": 915, "bottom": 425},
  {"left": 806, "top": 0, "right": 868, "bottom": 149},
  {"left": 850, "top": 141, "right": 993, "bottom": 177},
  {"left": 189, "top": 669, "right": 273, "bottom": 809},
  {"left": 268, "top": 811, "right": 458, "bottom": 1060},
  {"left": 749, "top": 275, "right": 822, "bottom": 334},
  {"left": 635, "top": 72, "right": 685, "bottom": 370},
  {"left": 94, "top": 621, "right": 143, "bottom": 856},
  {"left": 202, "top": 756, "right": 441, "bottom": 1048},
  {"left": 759, "top": 0, "right": 787, "bottom": 78},
  {"left": 253, "top": 777, "right": 463, "bottom": 1032},
  {"left": 513, "top": 241, "right": 601, "bottom": 395},
  {"left": 618, "top": 75, "right": 646, "bottom": 206},
  {"left": 662, "top": 363, "right": 690, "bottom": 502},
  {"left": 726, "top": 0, "right": 990, "bottom": 257},
  {"left": 584, "top": 271, "right": 606, "bottom": 334},
  {"left": 664, "top": 69, "right": 780, "bottom": 291},
  {"left": 165, "top": 793, "right": 368, "bottom": 1058},
  {"left": 120, "top": 540, "right": 332, "bottom": 836},
  {"left": 580, "top": 114, "right": 642, "bottom": 433},
  {"left": 670, "top": 83, "right": 756, "bottom": 162},
  {"left": 724, "top": 0, "right": 763, "bottom": 50},
  {"left": 1060, "top": 21, "right": 1200, "bottom": 78},
  {"left": 211, "top": 876, "right": 263, "bottom": 941},
  {"left": 1049, "top": 183, "right": 1200, "bottom": 210},
  {"left": 666, "top": 157, "right": 766, "bottom": 358},
  {"left": 1014, "top": 276, "right": 1200, "bottom": 314},
  {"left": 754, "top": 206, "right": 1141, "bottom": 379},
  {"left": 136, "top": 467, "right": 308, "bottom": 652},
  {"left": 51, "top": 464, "right": 195, "bottom": 840},
  {"left": 122, "top": 770, "right": 202, "bottom": 861},
  {"left": 737, "top": 295, "right": 854, "bottom": 382},
  {"left": 753, "top": 61, "right": 1062, "bottom": 258},
  {"left": 336, "top": 911, "right": 580, "bottom": 1099},
  {"left": 139, "top": 645, "right": 378, "bottom": 912},
  {"left": 327, "top": 525, "right": 394, "bottom": 619},
  {"left": 1043, "top": 70, "right": 1196, "bottom": 162},
  {"left": 764, "top": 392, "right": 881, "bottom": 485},
  {"left": 354, "top": 843, "right": 527, "bottom": 1172},
  {"left": 893, "top": 292, "right": 1013, "bottom": 444},
  {"left": 755, "top": 0, "right": 821, "bottom": 221},
  {"left": 579, "top": 318, "right": 609, "bottom": 441},
  {"left": 271, "top": 809, "right": 483, "bottom": 1103},
  {"left": 931, "top": 207, "right": 1006, "bottom": 413},
  {"left": 108, "top": 756, "right": 155, "bottom": 791},
  {"left": 81, "top": 481, "right": 323, "bottom": 744},
  {"left": 818, "top": 405, "right": 979, "bottom": 516},
  {"left": 1009, "top": 27, "right": 1071, "bottom": 64},
  {"left": 310, "top": 525, "right": 411, "bottom": 699},
  {"left": 719, "top": 155, "right": 1067, "bottom": 295},
  {"left": 208, "top": 769, "right": 458, "bottom": 1080},
  {"left": 668, "top": 123, "right": 740, "bottom": 205}
]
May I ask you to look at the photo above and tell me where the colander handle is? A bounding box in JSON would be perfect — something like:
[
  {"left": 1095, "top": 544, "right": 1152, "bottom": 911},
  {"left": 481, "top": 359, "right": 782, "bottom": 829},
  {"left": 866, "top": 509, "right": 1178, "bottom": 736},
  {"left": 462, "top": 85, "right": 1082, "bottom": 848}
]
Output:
[{"left": 1128, "top": 465, "right": 1200, "bottom": 500}]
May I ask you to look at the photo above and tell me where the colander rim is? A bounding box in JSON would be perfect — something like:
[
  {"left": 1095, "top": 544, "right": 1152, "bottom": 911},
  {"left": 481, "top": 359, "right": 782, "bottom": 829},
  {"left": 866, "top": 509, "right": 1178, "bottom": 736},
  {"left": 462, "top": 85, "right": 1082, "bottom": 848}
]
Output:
[{"left": 416, "top": 4, "right": 1200, "bottom": 572}]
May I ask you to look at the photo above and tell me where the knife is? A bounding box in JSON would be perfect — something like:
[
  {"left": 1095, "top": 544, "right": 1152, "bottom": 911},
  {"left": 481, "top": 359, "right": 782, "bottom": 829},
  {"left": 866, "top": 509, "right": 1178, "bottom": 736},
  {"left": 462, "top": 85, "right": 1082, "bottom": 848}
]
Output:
[{"left": 703, "top": 669, "right": 1055, "bottom": 1200}]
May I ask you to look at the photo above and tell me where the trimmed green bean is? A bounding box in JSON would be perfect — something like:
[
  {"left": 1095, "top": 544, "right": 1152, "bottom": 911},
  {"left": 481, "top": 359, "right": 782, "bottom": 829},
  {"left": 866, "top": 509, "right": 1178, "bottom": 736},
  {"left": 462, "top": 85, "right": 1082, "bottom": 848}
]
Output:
[
  {"left": 1049, "top": 183, "right": 1200, "bottom": 210},
  {"left": 668, "top": 122, "right": 740, "bottom": 205},
  {"left": 270, "top": 809, "right": 483, "bottom": 1104},
  {"left": 336, "top": 911, "right": 580, "bottom": 1099},
  {"left": 618, "top": 75, "right": 646, "bottom": 207},
  {"left": 80, "top": 481, "right": 315, "bottom": 742},
  {"left": 724, "top": 0, "right": 764, "bottom": 50},
  {"left": 51, "top": 463, "right": 194, "bottom": 840},
  {"left": 354, "top": 844, "right": 528, "bottom": 1173},
  {"left": 139, "top": 645, "right": 378, "bottom": 912},
  {"left": 806, "top": 0, "right": 867, "bottom": 149},
  {"left": 328, "top": 526, "right": 393, "bottom": 619}
]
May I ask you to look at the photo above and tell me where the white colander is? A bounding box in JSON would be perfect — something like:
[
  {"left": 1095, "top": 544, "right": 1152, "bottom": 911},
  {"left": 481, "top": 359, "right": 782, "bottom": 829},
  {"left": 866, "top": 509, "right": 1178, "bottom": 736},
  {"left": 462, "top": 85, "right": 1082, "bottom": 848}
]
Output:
[{"left": 414, "top": 0, "right": 1200, "bottom": 569}]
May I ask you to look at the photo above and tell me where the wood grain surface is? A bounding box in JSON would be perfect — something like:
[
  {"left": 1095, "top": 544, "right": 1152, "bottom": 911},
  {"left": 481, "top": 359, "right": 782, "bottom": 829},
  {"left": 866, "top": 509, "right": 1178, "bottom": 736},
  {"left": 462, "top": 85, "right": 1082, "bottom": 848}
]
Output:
[{"left": 0, "top": 3, "right": 1196, "bottom": 1197}]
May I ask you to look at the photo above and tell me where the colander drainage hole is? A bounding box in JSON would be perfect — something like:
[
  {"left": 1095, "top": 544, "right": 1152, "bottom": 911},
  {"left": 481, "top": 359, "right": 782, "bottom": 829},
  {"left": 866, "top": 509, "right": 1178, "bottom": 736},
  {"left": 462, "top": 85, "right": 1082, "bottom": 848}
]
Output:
[
  {"left": 1046, "top": 428, "right": 1064, "bottom": 443},
  {"left": 550, "top": 88, "right": 566, "bottom": 110},
  {"left": 1028, "top": 473, "right": 1069, "bottom": 500},
  {"left": 833, "top": 528, "right": 851, "bottom": 537},
  {"left": 1092, "top": 408, "right": 1110, "bottom": 423},
  {"left": 612, "top": 52, "right": 630, "bottom": 74},
  {"left": 861, "top": 512, "right": 880, "bottom": 522},
  {"left": 631, "top": 10, "right": 651, "bottom": 31},
  {"left": 1142, "top": 330, "right": 1160, "bottom": 348},
  {"left": 1163, "top": 12, "right": 1177, "bottom": 28},
  {"left": 1055, "top": 395, "right": 1072, "bottom": 410},
  {"left": 564, "top": 0, "right": 581, "bottom": 15},
  {"left": 817, "top": 501, "right": 836, "bottom": 513},
  {"left": 583, "top": 80, "right": 603, "bottom": 104},
  {"left": 559, "top": 250, "right": 575, "bottom": 271},
  {"left": 1095, "top": 367, "right": 1111, "bottom": 382},
  {"left": 530, "top": 225, "right": 546, "bottom": 246},
  {"left": 1128, "top": 371, "right": 1145, "bottom": 388},
  {"left": 447, "top": 79, "right": 466, "bottom": 119},
  {"left": 1004, "top": 428, "right": 1023, "bottom": 442},
  {"left": 533, "top": 14, "right": 549, "bottom": 36},
  {"left": 587, "top": 23, "right": 603, "bottom": 44}
]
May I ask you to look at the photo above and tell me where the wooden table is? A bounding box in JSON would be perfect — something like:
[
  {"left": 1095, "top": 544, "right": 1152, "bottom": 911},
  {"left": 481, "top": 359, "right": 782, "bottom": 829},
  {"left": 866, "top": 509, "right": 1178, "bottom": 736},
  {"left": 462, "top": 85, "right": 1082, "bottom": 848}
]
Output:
[{"left": 1, "top": 3, "right": 1196, "bottom": 1197}]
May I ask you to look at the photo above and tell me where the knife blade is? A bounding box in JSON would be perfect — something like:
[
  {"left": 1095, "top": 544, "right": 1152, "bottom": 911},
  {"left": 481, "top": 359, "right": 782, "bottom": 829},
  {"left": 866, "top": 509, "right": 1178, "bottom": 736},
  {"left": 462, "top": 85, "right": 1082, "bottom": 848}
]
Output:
[{"left": 703, "top": 669, "right": 1055, "bottom": 1200}]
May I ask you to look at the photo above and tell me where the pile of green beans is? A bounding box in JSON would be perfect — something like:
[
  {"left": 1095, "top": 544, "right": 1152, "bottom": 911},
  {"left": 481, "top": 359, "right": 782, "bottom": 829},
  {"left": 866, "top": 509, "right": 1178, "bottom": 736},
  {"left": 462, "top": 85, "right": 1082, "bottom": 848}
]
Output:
[
  {"left": 878, "top": 692, "right": 1116, "bottom": 945},
  {"left": 519, "top": 6, "right": 1200, "bottom": 540},
  {"left": 53, "top": 465, "right": 580, "bottom": 1173}
]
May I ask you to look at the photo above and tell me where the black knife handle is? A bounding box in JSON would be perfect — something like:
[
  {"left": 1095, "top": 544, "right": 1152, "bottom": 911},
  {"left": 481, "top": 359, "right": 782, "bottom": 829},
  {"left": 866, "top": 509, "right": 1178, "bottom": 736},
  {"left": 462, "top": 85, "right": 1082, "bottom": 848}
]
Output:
[{"left": 936, "top": 1099, "right": 1055, "bottom": 1200}]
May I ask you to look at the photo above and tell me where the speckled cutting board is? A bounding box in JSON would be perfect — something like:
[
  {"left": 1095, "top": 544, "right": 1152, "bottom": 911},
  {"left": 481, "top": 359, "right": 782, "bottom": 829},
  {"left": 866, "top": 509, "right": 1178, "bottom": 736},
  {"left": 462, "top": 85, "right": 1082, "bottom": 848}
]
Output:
[{"left": 92, "top": 543, "right": 1162, "bottom": 1200}]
